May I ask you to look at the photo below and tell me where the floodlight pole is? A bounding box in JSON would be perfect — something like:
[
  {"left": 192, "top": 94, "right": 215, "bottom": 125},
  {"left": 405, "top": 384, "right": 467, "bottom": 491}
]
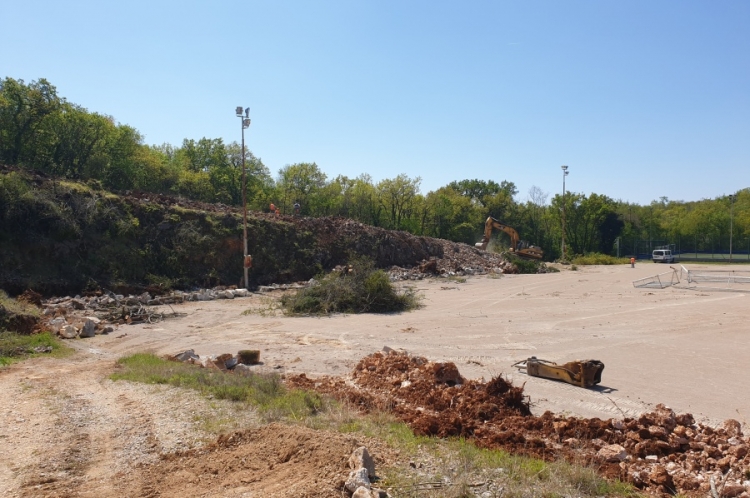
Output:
[
  {"left": 561, "top": 165, "right": 569, "bottom": 261},
  {"left": 236, "top": 107, "right": 251, "bottom": 289},
  {"left": 730, "top": 194, "right": 734, "bottom": 263}
]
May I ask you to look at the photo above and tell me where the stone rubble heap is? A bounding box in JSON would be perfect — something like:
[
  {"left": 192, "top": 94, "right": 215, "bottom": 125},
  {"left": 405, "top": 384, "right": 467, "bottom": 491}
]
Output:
[
  {"left": 346, "top": 446, "right": 387, "bottom": 498},
  {"left": 289, "top": 351, "right": 750, "bottom": 497},
  {"left": 170, "top": 348, "right": 263, "bottom": 373}
]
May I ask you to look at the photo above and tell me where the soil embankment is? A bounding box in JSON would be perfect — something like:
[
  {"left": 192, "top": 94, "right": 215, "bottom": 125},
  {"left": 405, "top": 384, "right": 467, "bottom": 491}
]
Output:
[{"left": 1, "top": 166, "right": 513, "bottom": 297}]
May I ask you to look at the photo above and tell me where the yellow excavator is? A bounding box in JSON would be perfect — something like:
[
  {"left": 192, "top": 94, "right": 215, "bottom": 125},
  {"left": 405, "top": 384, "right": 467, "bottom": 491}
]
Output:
[{"left": 475, "top": 217, "right": 544, "bottom": 260}]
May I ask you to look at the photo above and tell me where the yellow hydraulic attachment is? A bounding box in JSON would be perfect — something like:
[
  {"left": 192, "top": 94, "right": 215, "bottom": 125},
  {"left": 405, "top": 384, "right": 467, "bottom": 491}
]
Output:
[{"left": 512, "top": 357, "right": 604, "bottom": 388}]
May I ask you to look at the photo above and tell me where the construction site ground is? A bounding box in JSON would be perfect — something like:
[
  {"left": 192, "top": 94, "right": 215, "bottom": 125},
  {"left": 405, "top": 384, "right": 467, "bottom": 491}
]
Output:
[{"left": 1, "top": 263, "right": 748, "bottom": 497}]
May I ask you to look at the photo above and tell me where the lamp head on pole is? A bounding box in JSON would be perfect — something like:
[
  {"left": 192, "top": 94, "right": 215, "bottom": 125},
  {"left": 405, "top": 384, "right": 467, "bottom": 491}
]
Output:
[
  {"left": 561, "top": 165, "right": 569, "bottom": 176},
  {"left": 235, "top": 106, "right": 243, "bottom": 117},
  {"left": 245, "top": 107, "right": 250, "bottom": 118},
  {"left": 243, "top": 118, "right": 251, "bottom": 129}
]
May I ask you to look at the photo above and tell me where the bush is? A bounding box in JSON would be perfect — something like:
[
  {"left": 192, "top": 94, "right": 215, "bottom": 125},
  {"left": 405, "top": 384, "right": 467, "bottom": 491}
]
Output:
[
  {"left": 572, "top": 253, "right": 630, "bottom": 265},
  {"left": 281, "top": 258, "right": 420, "bottom": 315}
]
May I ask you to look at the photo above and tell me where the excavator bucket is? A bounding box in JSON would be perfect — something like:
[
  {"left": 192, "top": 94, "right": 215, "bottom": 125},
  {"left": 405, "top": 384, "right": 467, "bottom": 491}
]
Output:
[{"left": 513, "top": 357, "right": 604, "bottom": 388}]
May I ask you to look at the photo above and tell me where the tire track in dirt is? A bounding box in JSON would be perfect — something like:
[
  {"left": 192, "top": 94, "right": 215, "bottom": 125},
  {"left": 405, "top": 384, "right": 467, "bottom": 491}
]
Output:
[{"left": 0, "top": 347, "right": 242, "bottom": 498}]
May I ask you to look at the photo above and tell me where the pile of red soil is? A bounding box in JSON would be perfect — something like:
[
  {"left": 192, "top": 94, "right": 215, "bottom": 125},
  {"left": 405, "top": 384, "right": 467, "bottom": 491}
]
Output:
[{"left": 287, "top": 351, "right": 750, "bottom": 496}]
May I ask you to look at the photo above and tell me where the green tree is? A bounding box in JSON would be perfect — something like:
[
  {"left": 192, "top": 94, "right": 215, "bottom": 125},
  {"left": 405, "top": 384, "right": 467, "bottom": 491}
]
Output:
[
  {"left": 277, "top": 162, "right": 327, "bottom": 215},
  {"left": 0, "top": 77, "right": 62, "bottom": 167},
  {"left": 375, "top": 174, "right": 421, "bottom": 230}
]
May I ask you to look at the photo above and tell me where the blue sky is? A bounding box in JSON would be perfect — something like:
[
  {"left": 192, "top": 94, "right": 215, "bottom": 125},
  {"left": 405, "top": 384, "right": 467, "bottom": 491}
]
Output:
[{"left": 2, "top": 1, "right": 748, "bottom": 205}]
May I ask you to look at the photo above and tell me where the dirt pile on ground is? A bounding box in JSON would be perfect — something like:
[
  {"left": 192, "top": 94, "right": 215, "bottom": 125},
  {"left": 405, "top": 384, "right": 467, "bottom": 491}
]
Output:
[
  {"left": 140, "top": 423, "right": 396, "bottom": 498},
  {"left": 287, "top": 351, "right": 750, "bottom": 496}
]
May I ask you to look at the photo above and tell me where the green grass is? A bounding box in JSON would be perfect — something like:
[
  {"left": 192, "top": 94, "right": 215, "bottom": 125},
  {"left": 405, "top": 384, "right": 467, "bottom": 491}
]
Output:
[
  {"left": 0, "top": 290, "right": 41, "bottom": 318},
  {"left": 334, "top": 411, "right": 638, "bottom": 498},
  {"left": 111, "top": 353, "right": 323, "bottom": 421},
  {"left": 0, "top": 331, "right": 71, "bottom": 366},
  {"left": 572, "top": 253, "right": 631, "bottom": 265}
]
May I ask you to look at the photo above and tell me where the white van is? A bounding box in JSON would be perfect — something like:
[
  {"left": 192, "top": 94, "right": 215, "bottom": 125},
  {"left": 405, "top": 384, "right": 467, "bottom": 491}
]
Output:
[{"left": 652, "top": 249, "right": 675, "bottom": 263}]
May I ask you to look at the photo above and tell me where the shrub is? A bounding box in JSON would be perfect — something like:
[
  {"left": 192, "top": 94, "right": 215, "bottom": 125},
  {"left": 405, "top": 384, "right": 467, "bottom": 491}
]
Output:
[
  {"left": 281, "top": 258, "right": 420, "bottom": 315},
  {"left": 572, "top": 253, "right": 630, "bottom": 265}
]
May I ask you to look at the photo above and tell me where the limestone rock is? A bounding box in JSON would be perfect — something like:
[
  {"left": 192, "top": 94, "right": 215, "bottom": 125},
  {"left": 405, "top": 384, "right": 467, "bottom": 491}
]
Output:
[
  {"left": 349, "top": 446, "right": 376, "bottom": 478},
  {"left": 345, "top": 468, "right": 370, "bottom": 493},
  {"left": 352, "top": 486, "right": 384, "bottom": 498},
  {"left": 60, "top": 324, "right": 78, "bottom": 339},
  {"left": 597, "top": 444, "right": 627, "bottom": 462}
]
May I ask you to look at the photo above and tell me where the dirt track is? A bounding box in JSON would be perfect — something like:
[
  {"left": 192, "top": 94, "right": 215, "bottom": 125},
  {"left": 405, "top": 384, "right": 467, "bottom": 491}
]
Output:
[{"left": 2, "top": 263, "right": 748, "bottom": 496}]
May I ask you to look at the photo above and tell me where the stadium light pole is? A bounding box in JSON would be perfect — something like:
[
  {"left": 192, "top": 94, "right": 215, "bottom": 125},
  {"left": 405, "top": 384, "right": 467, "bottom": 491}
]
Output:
[
  {"left": 236, "top": 107, "right": 252, "bottom": 289},
  {"left": 730, "top": 194, "right": 734, "bottom": 264},
  {"left": 561, "top": 165, "right": 569, "bottom": 261}
]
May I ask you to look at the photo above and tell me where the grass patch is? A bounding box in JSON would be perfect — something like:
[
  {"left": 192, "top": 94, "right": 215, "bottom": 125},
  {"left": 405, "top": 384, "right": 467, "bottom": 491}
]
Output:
[
  {"left": 0, "top": 331, "right": 71, "bottom": 366},
  {"left": 330, "top": 410, "right": 638, "bottom": 498},
  {"left": 281, "top": 258, "right": 420, "bottom": 315},
  {"left": 111, "top": 353, "right": 323, "bottom": 421},
  {"left": 572, "top": 253, "right": 631, "bottom": 265},
  {"left": 0, "top": 290, "right": 41, "bottom": 317}
]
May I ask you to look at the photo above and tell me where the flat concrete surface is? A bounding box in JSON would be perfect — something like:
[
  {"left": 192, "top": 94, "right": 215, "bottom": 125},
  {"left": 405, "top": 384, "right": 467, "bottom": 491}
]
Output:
[{"left": 90, "top": 263, "right": 749, "bottom": 426}]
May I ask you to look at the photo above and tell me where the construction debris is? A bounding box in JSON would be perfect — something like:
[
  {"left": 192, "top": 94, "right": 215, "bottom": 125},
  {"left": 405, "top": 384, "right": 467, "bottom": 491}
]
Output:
[
  {"left": 287, "top": 350, "right": 750, "bottom": 497},
  {"left": 512, "top": 356, "right": 605, "bottom": 388},
  {"left": 169, "top": 349, "right": 263, "bottom": 370}
]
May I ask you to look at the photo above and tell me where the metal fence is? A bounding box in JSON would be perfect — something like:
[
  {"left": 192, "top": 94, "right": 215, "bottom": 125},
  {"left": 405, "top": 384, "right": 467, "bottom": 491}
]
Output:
[{"left": 632, "top": 269, "right": 680, "bottom": 289}]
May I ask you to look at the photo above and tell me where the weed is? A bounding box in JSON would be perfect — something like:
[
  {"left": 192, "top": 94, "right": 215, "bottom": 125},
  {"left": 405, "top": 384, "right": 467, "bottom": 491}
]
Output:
[
  {"left": 111, "top": 353, "right": 322, "bottom": 422},
  {"left": 572, "top": 253, "right": 630, "bottom": 265},
  {"left": 505, "top": 254, "right": 542, "bottom": 274},
  {"left": 571, "top": 264, "right": 578, "bottom": 271},
  {"left": 444, "top": 275, "right": 467, "bottom": 283},
  {"left": 0, "top": 290, "right": 40, "bottom": 318},
  {"left": 281, "top": 258, "right": 421, "bottom": 315},
  {"left": 0, "top": 331, "right": 71, "bottom": 366},
  {"left": 242, "top": 296, "right": 283, "bottom": 317}
]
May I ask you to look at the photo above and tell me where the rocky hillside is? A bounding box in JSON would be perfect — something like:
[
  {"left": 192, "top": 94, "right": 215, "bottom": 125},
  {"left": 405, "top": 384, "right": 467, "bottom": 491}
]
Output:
[{"left": 1, "top": 166, "right": 516, "bottom": 296}]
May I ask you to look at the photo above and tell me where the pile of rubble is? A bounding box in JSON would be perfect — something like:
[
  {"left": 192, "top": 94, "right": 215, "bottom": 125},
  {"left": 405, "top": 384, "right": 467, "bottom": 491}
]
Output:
[
  {"left": 287, "top": 350, "right": 750, "bottom": 496},
  {"left": 169, "top": 348, "right": 263, "bottom": 373},
  {"left": 40, "top": 287, "right": 258, "bottom": 339}
]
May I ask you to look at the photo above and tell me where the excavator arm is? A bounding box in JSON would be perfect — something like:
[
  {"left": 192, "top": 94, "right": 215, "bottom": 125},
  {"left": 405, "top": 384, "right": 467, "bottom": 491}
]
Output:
[{"left": 475, "top": 217, "right": 544, "bottom": 260}]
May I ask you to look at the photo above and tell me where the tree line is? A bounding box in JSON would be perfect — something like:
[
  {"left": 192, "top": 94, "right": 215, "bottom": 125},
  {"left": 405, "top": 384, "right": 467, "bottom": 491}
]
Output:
[{"left": 2, "top": 77, "right": 748, "bottom": 260}]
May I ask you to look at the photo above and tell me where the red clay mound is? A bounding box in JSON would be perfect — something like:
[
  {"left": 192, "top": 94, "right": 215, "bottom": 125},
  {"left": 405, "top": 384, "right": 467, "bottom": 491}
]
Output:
[{"left": 287, "top": 351, "right": 750, "bottom": 496}]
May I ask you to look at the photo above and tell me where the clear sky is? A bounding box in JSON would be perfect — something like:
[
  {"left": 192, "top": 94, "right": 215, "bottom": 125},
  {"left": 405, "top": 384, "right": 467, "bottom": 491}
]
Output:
[{"left": 2, "top": 1, "right": 748, "bottom": 205}]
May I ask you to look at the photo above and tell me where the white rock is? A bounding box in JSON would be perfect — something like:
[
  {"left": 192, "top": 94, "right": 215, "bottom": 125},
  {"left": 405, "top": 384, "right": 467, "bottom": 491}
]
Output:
[
  {"left": 232, "top": 288, "right": 248, "bottom": 297},
  {"left": 345, "top": 468, "right": 370, "bottom": 492},
  {"left": 352, "top": 486, "right": 380, "bottom": 498},
  {"left": 597, "top": 444, "right": 627, "bottom": 462},
  {"left": 60, "top": 325, "right": 78, "bottom": 339}
]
